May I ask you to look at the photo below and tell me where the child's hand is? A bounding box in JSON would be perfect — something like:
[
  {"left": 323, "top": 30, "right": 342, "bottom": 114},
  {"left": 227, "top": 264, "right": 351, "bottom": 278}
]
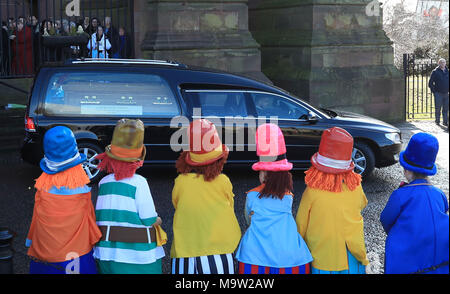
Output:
[{"left": 154, "top": 217, "right": 162, "bottom": 226}]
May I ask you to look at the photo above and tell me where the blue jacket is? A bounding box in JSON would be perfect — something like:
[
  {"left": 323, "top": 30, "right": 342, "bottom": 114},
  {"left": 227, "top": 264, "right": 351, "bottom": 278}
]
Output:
[
  {"left": 235, "top": 187, "right": 313, "bottom": 268},
  {"left": 380, "top": 179, "right": 449, "bottom": 274},
  {"left": 429, "top": 66, "right": 449, "bottom": 94}
]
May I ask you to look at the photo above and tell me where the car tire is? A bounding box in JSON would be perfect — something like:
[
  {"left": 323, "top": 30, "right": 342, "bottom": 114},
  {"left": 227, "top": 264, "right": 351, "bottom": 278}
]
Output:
[
  {"left": 352, "top": 141, "right": 375, "bottom": 179},
  {"left": 77, "top": 142, "right": 103, "bottom": 183}
]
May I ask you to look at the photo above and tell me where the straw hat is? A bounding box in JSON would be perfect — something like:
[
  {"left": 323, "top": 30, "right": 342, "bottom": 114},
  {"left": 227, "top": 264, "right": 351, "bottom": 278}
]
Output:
[{"left": 105, "top": 119, "right": 146, "bottom": 162}]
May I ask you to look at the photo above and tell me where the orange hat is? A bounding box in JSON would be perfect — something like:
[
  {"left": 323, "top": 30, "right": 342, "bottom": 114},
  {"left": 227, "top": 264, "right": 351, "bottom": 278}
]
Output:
[
  {"left": 185, "top": 119, "right": 229, "bottom": 166},
  {"left": 310, "top": 127, "right": 354, "bottom": 174}
]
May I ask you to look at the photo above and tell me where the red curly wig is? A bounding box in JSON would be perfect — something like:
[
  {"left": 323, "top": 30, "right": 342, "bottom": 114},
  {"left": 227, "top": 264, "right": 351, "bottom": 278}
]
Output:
[
  {"left": 96, "top": 153, "right": 143, "bottom": 181},
  {"left": 175, "top": 151, "right": 228, "bottom": 182}
]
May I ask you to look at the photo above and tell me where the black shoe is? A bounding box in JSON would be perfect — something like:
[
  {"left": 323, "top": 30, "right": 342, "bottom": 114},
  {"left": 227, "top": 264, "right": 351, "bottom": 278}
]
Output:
[
  {"left": 444, "top": 122, "right": 448, "bottom": 127},
  {"left": 435, "top": 121, "right": 440, "bottom": 125}
]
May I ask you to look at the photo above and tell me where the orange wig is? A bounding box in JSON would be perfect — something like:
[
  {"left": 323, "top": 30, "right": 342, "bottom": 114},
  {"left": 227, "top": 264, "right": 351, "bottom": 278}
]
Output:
[
  {"left": 35, "top": 164, "right": 90, "bottom": 192},
  {"left": 304, "top": 165, "right": 361, "bottom": 193}
]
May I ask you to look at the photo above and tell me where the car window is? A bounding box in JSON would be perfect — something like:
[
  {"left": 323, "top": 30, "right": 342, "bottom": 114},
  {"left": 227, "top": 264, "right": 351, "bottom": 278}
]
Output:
[
  {"left": 250, "top": 92, "right": 309, "bottom": 120},
  {"left": 43, "top": 72, "right": 179, "bottom": 117},
  {"left": 183, "top": 90, "right": 247, "bottom": 117}
]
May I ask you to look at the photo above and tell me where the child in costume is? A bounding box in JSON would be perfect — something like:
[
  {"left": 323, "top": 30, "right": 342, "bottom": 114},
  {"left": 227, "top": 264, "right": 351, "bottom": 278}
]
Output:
[
  {"left": 26, "top": 126, "right": 101, "bottom": 274},
  {"left": 380, "top": 133, "right": 449, "bottom": 274},
  {"left": 93, "top": 119, "right": 166, "bottom": 274},
  {"left": 235, "top": 123, "right": 313, "bottom": 274},
  {"left": 296, "top": 127, "right": 369, "bottom": 274},
  {"left": 171, "top": 119, "right": 241, "bottom": 274}
]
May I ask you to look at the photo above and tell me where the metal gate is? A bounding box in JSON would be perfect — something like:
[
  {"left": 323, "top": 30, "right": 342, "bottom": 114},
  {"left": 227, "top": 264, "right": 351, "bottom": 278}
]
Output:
[
  {"left": 403, "top": 53, "right": 438, "bottom": 120},
  {"left": 1, "top": 0, "right": 134, "bottom": 79}
]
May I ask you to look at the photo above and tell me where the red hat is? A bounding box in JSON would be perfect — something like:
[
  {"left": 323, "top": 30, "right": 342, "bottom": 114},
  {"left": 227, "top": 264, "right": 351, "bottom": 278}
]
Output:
[
  {"left": 310, "top": 127, "right": 355, "bottom": 174},
  {"left": 185, "top": 119, "right": 229, "bottom": 166},
  {"left": 252, "top": 123, "right": 293, "bottom": 171}
]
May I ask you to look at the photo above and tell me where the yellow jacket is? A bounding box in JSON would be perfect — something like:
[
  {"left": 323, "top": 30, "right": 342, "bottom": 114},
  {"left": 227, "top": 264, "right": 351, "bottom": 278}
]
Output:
[
  {"left": 296, "top": 183, "right": 369, "bottom": 271},
  {"left": 171, "top": 173, "right": 241, "bottom": 258}
]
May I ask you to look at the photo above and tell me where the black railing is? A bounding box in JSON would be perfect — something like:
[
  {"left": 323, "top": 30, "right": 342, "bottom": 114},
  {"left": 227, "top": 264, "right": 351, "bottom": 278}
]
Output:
[
  {"left": 403, "top": 53, "right": 438, "bottom": 120},
  {"left": 1, "top": 0, "right": 134, "bottom": 79}
]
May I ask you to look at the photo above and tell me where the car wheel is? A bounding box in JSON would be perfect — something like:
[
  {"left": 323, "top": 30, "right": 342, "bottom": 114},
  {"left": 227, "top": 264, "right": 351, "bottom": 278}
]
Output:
[
  {"left": 352, "top": 142, "right": 375, "bottom": 179},
  {"left": 78, "top": 142, "right": 103, "bottom": 182}
]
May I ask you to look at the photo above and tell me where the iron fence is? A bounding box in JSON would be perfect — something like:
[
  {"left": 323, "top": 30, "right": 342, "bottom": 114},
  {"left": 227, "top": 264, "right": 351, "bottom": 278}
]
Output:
[
  {"left": 1, "top": 0, "right": 134, "bottom": 79},
  {"left": 403, "top": 53, "right": 438, "bottom": 120}
]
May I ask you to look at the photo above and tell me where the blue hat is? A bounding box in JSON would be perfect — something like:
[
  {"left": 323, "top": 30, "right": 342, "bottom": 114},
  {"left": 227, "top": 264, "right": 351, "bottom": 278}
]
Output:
[
  {"left": 399, "top": 133, "right": 439, "bottom": 176},
  {"left": 40, "top": 126, "right": 86, "bottom": 174}
]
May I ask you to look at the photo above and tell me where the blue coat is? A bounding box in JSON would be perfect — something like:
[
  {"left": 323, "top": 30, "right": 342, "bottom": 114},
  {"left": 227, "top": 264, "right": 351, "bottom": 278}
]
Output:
[
  {"left": 380, "top": 179, "right": 449, "bottom": 274},
  {"left": 235, "top": 186, "right": 313, "bottom": 268}
]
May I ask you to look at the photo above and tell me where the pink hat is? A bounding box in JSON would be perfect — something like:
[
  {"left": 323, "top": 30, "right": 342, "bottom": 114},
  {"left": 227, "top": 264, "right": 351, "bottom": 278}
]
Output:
[{"left": 252, "top": 123, "right": 293, "bottom": 171}]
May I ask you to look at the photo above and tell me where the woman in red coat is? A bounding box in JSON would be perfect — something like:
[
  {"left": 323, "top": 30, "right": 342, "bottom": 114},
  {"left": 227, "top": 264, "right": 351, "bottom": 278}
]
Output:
[{"left": 11, "top": 20, "right": 33, "bottom": 75}]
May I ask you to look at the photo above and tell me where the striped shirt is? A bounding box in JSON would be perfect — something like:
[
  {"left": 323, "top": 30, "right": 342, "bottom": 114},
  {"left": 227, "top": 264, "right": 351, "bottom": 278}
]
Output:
[{"left": 93, "top": 174, "right": 165, "bottom": 264}]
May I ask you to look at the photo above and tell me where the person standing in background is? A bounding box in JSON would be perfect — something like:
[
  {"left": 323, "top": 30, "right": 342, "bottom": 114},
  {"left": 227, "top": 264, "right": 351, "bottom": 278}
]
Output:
[
  {"left": 104, "top": 17, "right": 117, "bottom": 57},
  {"left": 429, "top": 58, "right": 449, "bottom": 127},
  {"left": 112, "top": 27, "right": 132, "bottom": 59},
  {"left": 87, "top": 26, "right": 111, "bottom": 59},
  {"left": 10, "top": 19, "right": 33, "bottom": 75},
  {"left": 1, "top": 21, "right": 10, "bottom": 76}
]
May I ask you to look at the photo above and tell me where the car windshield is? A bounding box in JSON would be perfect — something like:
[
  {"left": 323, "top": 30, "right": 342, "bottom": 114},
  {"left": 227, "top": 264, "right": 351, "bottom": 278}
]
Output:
[{"left": 43, "top": 71, "right": 180, "bottom": 117}]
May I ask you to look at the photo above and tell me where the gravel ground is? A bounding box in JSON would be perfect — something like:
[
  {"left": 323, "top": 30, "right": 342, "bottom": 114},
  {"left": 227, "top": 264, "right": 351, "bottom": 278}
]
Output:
[{"left": 0, "top": 121, "right": 448, "bottom": 274}]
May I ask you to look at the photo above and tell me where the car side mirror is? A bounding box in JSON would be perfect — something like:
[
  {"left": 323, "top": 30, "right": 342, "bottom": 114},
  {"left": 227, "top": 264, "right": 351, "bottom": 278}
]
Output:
[{"left": 307, "top": 111, "right": 318, "bottom": 123}]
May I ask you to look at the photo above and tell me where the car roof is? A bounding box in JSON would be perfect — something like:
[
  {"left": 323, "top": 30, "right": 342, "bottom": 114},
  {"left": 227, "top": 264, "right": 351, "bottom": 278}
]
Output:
[
  {"left": 67, "top": 58, "right": 187, "bottom": 67},
  {"left": 41, "top": 58, "right": 290, "bottom": 96}
]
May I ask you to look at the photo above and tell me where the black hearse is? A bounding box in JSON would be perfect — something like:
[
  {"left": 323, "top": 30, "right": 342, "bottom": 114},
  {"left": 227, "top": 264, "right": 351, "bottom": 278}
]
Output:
[{"left": 21, "top": 59, "right": 402, "bottom": 181}]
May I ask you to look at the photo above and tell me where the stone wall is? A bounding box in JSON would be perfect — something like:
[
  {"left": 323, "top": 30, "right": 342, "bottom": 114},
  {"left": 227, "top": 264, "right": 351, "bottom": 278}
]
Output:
[
  {"left": 138, "top": 0, "right": 270, "bottom": 83},
  {"left": 248, "top": 0, "right": 405, "bottom": 122}
]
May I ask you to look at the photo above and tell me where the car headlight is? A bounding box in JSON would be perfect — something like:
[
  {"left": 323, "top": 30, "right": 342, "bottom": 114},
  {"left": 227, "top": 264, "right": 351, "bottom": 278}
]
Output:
[{"left": 385, "top": 132, "right": 401, "bottom": 143}]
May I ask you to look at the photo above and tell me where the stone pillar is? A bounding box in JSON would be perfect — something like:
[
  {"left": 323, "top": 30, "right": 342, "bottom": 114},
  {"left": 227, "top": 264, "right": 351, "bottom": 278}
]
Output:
[
  {"left": 138, "top": 0, "right": 270, "bottom": 83},
  {"left": 249, "top": 0, "right": 405, "bottom": 122}
]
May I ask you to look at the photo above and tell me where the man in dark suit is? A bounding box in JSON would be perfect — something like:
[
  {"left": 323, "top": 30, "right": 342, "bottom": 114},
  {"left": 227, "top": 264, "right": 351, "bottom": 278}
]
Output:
[{"left": 429, "top": 58, "right": 449, "bottom": 126}]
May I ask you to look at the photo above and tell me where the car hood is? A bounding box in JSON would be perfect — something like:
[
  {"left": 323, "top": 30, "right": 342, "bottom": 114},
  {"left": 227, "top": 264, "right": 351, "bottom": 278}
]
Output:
[{"left": 327, "top": 109, "right": 400, "bottom": 133}]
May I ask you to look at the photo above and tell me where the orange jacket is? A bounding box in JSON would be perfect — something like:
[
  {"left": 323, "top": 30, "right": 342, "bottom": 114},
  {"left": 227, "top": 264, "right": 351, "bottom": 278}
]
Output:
[{"left": 27, "top": 189, "right": 101, "bottom": 262}]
